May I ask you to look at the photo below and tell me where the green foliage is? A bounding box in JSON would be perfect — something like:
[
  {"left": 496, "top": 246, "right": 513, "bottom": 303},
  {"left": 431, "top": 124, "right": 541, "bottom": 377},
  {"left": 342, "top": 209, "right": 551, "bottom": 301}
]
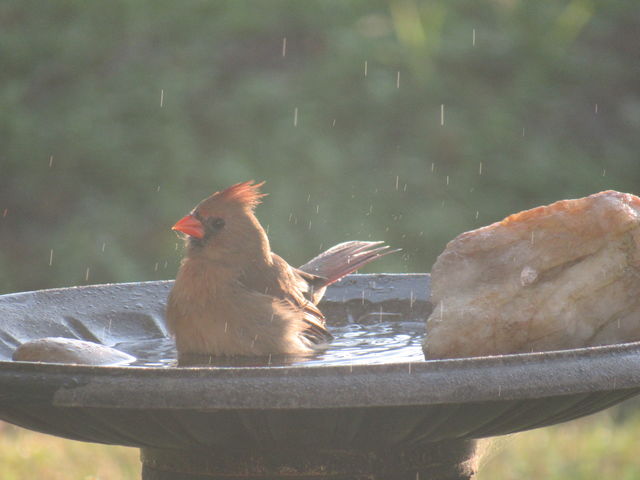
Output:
[{"left": 1, "top": 0, "right": 639, "bottom": 292}]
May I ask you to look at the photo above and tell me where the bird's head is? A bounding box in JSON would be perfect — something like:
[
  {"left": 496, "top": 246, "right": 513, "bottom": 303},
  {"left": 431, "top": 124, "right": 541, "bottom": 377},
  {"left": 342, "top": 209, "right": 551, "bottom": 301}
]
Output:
[{"left": 172, "top": 181, "right": 270, "bottom": 265}]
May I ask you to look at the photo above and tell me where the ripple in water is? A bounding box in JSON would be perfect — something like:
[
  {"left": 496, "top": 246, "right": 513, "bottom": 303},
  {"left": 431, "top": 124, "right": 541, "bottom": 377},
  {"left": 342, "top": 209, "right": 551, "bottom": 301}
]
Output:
[{"left": 115, "top": 320, "right": 425, "bottom": 368}]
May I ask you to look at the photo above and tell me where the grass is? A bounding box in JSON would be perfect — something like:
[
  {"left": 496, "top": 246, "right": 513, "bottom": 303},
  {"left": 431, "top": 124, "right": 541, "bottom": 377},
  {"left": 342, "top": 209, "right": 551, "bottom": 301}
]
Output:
[
  {"left": 1, "top": 404, "right": 639, "bottom": 479},
  {"left": 0, "top": 422, "right": 139, "bottom": 480},
  {"left": 477, "top": 403, "right": 640, "bottom": 479}
]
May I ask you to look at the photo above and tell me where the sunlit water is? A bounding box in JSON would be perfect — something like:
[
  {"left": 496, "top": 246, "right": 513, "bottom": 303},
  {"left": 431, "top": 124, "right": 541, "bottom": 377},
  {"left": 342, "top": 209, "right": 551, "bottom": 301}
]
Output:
[{"left": 114, "top": 320, "right": 425, "bottom": 368}]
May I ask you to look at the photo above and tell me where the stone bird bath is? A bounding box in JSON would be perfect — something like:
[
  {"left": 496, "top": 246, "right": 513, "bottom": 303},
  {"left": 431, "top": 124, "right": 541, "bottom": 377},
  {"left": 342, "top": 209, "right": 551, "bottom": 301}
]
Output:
[{"left": 1, "top": 274, "right": 640, "bottom": 479}]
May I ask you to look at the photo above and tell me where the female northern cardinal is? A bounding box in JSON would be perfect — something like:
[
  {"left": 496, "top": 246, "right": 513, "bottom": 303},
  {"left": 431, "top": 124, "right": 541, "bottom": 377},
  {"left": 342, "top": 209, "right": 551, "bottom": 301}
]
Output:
[{"left": 167, "top": 181, "right": 396, "bottom": 358}]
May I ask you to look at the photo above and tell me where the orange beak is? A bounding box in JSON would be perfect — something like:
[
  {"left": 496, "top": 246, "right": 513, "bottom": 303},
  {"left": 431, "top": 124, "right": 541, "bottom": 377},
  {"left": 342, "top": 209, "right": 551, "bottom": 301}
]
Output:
[{"left": 172, "top": 214, "right": 205, "bottom": 239}]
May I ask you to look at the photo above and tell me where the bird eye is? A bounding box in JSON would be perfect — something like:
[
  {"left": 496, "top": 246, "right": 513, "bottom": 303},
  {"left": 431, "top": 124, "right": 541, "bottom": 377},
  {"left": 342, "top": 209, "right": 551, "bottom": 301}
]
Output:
[{"left": 207, "top": 217, "right": 225, "bottom": 231}]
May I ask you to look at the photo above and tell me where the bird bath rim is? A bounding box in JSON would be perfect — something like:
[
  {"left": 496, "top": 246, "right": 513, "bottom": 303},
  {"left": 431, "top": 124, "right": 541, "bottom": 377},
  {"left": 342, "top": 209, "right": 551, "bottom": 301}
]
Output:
[
  {"left": 3, "top": 338, "right": 640, "bottom": 410},
  {"left": 1, "top": 275, "right": 640, "bottom": 412}
]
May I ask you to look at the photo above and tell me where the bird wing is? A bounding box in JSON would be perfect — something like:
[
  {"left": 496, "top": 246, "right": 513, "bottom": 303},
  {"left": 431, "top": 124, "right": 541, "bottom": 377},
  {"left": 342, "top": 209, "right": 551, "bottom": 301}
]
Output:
[{"left": 237, "top": 255, "right": 332, "bottom": 345}]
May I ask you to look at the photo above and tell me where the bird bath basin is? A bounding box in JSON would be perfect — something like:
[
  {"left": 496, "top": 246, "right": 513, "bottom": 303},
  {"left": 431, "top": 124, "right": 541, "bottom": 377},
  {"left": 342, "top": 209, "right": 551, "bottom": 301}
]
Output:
[{"left": 1, "top": 274, "right": 640, "bottom": 479}]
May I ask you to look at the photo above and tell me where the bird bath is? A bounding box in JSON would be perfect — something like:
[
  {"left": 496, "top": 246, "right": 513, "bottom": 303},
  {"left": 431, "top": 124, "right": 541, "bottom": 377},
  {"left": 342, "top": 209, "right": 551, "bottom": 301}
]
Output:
[{"left": 1, "top": 274, "right": 640, "bottom": 479}]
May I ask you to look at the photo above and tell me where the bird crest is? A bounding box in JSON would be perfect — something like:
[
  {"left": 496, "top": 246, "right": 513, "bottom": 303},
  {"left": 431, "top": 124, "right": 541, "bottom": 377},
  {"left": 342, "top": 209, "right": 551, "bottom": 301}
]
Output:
[{"left": 215, "top": 180, "right": 267, "bottom": 209}]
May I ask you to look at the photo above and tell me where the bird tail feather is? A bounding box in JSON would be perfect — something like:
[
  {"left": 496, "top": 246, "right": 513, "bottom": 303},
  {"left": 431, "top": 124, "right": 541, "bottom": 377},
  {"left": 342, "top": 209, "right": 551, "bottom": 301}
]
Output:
[{"left": 299, "top": 241, "right": 399, "bottom": 287}]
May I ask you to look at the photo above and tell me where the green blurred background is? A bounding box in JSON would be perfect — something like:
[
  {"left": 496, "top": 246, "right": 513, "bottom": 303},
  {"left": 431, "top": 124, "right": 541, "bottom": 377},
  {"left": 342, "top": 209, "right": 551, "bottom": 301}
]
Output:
[{"left": 2, "top": 0, "right": 639, "bottom": 294}]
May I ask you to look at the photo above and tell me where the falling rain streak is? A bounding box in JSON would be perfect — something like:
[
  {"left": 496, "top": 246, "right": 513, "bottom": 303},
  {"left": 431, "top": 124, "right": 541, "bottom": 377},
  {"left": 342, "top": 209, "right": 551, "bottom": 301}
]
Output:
[
  {"left": 595, "top": 103, "right": 598, "bottom": 114},
  {"left": 395, "top": 175, "right": 399, "bottom": 190},
  {"left": 364, "top": 60, "right": 368, "bottom": 77},
  {"left": 472, "top": 28, "right": 476, "bottom": 46},
  {"left": 396, "top": 71, "right": 400, "bottom": 88},
  {"left": 160, "top": 89, "right": 164, "bottom": 107},
  {"left": 282, "top": 37, "right": 287, "bottom": 57},
  {"left": 85, "top": 268, "right": 90, "bottom": 282},
  {"left": 440, "top": 104, "right": 445, "bottom": 126},
  {"left": 478, "top": 162, "right": 483, "bottom": 175},
  {"left": 293, "top": 107, "right": 298, "bottom": 127},
  {"left": 49, "top": 156, "right": 54, "bottom": 168},
  {"left": 49, "top": 249, "right": 53, "bottom": 266}
]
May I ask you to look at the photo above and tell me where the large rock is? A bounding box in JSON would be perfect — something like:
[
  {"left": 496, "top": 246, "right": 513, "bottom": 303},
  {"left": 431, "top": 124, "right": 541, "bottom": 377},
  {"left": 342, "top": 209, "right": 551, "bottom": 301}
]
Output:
[{"left": 424, "top": 190, "right": 640, "bottom": 359}]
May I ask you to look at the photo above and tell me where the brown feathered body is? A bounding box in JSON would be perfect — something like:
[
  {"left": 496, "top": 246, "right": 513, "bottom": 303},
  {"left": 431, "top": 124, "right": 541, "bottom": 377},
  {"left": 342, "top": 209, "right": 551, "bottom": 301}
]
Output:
[{"left": 167, "top": 181, "right": 394, "bottom": 358}]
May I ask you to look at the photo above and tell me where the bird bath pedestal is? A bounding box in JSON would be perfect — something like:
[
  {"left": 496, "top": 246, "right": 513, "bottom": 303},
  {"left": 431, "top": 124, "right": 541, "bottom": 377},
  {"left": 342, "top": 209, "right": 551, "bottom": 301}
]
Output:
[{"left": 1, "top": 274, "right": 640, "bottom": 479}]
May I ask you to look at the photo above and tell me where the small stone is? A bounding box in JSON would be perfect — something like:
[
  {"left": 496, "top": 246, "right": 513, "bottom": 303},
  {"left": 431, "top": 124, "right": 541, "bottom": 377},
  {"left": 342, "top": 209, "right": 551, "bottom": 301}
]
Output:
[
  {"left": 13, "top": 337, "right": 135, "bottom": 365},
  {"left": 424, "top": 190, "right": 640, "bottom": 359}
]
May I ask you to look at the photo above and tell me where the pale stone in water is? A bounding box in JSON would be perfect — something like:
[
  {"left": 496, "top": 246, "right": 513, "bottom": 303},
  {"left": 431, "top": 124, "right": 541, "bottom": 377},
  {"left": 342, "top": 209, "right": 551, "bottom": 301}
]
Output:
[
  {"left": 13, "top": 337, "right": 135, "bottom": 365},
  {"left": 424, "top": 190, "right": 640, "bottom": 359}
]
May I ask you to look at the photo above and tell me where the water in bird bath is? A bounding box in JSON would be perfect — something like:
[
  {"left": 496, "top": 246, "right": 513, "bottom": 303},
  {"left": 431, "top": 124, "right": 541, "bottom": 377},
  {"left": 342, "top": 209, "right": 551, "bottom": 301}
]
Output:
[{"left": 114, "top": 319, "right": 425, "bottom": 367}]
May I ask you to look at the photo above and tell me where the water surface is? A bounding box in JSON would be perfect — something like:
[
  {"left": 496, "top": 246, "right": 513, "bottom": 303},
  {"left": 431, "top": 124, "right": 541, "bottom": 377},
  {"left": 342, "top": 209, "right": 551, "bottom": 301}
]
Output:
[{"left": 115, "top": 320, "right": 425, "bottom": 368}]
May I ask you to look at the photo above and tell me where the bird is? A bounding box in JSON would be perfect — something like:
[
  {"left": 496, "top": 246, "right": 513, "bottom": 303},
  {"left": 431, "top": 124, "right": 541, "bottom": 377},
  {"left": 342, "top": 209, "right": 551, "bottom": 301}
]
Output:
[{"left": 166, "top": 181, "right": 397, "bottom": 359}]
